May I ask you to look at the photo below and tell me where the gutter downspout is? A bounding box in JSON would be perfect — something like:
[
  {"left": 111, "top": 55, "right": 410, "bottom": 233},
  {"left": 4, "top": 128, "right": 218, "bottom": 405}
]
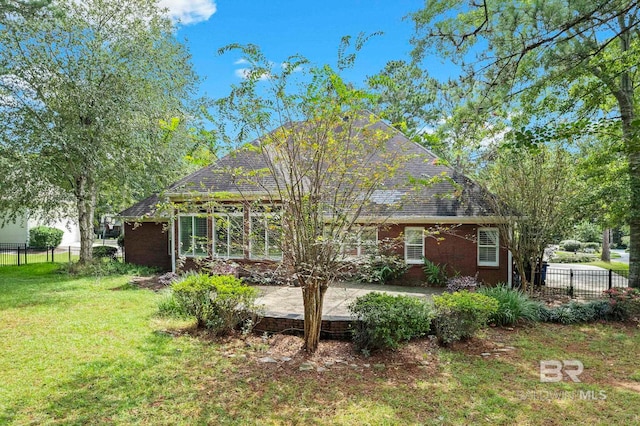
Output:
[{"left": 170, "top": 215, "right": 176, "bottom": 273}]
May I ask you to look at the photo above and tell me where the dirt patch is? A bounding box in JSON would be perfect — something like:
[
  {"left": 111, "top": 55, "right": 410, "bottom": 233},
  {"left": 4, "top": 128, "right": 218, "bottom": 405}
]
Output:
[{"left": 128, "top": 276, "right": 168, "bottom": 292}]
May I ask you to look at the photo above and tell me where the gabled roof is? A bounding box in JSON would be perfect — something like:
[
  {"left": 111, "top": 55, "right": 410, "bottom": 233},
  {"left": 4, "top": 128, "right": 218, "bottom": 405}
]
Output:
[
  {"left": 118, "top": 193, "right": 166, "bottom": 221},
  {"left": 119, "top": 115, "right": 496, "bottom": 220}
]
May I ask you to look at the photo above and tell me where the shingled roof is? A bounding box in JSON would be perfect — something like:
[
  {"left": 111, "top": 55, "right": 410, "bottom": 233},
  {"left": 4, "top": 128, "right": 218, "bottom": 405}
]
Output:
[{"left": 119, "top": 116, "right": 496, "bottom": 221}]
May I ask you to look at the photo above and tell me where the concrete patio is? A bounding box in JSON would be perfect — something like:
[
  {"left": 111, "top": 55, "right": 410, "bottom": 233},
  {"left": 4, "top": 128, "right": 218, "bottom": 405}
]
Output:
[{"left": 255, "top": 282, "right": 442, "bottom": 320}]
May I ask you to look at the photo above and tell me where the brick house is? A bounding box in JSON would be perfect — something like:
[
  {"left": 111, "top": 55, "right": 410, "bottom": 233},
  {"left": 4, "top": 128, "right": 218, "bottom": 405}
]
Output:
[{"left": 119, "top": 117, "right": 510, "bottom": 285}]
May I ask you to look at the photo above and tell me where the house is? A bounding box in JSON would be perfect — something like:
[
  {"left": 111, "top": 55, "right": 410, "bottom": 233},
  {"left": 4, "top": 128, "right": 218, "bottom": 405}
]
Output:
[
  {"left": 119, "top": 116, "right": 510, "bottom": 285},
  {"left": 0, "top": 212, "right": 80, "bottom": 246}
]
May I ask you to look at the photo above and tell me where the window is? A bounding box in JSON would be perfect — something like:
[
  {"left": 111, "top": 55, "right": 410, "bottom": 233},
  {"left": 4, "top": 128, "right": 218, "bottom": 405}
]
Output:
[
  {"left": 212, "top": 213, "right": 244, "bottom": 258},
  {"left": 179, "top": 215, "right": 208, "bottom": 257},
  {"left": 478, "top": 228, "right": 499, "bottom": 267},
  {"left": 250, "top": 213, "right": 282, "bottom": 259},
  {"left": 404, "top": 227, "right": 424, "bottom": 264},
  {"left": 343, "top": 226, "right": 378, "bottom": 257}
]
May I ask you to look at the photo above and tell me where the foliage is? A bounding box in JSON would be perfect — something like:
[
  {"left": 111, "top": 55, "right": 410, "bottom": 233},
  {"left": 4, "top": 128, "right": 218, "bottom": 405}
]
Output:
[
  {"left": 572, "top": 221, "right": 602, "bottom": 244},
  {"left": 422, "top": 258, "right": 448, "bottom": 287},
  {"left": 446, "top": 275, "right": 479, "bottom": 293},
  {"left": 92, "top": 246, "right": 118, "bottom": 260},
  {"left": 348, "top": 292, "right": 432, "bottom": 352},
  {"left": 0, "top": 0, "right": 200, "bottom": 264},
  {"left": 350, "top": 254, "right": 408, "bottom": 284},
  {"left": 603, "top": 287, "right": 640, "bottom": 320},
  {"left": 410, "top": 0, "right": 640, "bottom": 288},
  {"left": 58, "top": 259, "right": 158, "bottom": 277},
  {"left": 481, "top": 144, "right": 577, "bottom": 291},
  {"left": 117, "top": 234, "right": 125, "bottom": 249},
  {"left": 170, "top": 273, "right": 261, "bottom": 335},
  {"left": 560, "top": 240, "right": 583, "bottom": 252},
  {"left": 549, "top": 251, "right": 598, "bottom": 264},
  {"left": 477, "top": 284, "right": 541, "bottom": 325},
  {"left": 537, "top": 300, "right": 616, "bottom": 324},
  {"left": 28, "top": 226, "right": 63, "bottom": 248},
  {"left": 432, "top": 291, "right": 499, "bottom": 345}
]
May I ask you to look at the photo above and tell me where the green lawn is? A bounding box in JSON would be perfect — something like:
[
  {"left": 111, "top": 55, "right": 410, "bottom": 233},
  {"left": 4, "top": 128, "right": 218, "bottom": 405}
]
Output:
[{"left": 1, "top": 264, "right": 639, "bottom": 425}]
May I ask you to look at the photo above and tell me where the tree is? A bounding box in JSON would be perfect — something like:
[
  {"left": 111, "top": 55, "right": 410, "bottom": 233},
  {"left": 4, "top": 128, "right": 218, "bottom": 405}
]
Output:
[
  {"left": 481, "top": 139, "right": 577, "bottom": 291},
  {"left": 410, "top": 0, "right": 640, "bottom": 287},
  {"left": 0, "top": 0, "right": 198, "bottom": 262},
  {"left": 214, "top": 40, "right": 409, "bottom": 352}
]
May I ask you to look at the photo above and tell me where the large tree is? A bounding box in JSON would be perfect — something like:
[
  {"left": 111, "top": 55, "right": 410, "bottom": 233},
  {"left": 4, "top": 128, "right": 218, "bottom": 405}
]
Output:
[
  {"left": 0, "top": 0, "right": 198, "bottom": 261},
  {"left": 214, "top": 40, "right": 409, "bottom": 352},
  {"left": 410, "top": 0, "right": 640, "bottom": 287}
]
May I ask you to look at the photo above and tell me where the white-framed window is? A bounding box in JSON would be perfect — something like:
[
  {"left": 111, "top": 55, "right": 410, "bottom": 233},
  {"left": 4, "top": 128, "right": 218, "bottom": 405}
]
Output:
[
  {"left": 250, "top": 213, "right": 282, "bottom": 259},
  {"left": 178, "top": 215, "right": 208, "bottom": 257},
  {"left": 212, "top": 212, "right": 244, "bottom": 258},
  {"left": 404, "top": 227, "right": 424, "bottom": 264},
  {"left": 478, "top": 227, "right": 499, "bottom": 267},
  {"left": 343, "top": 226, "right": 378, "bottom": 257}
]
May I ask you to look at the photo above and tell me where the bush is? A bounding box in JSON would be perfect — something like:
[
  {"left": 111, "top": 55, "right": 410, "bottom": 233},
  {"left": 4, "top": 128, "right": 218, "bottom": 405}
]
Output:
[
  {"left": 446, "top": 275, "right": 479, "bottom": 293},
  {"left": 117, "top": 234, "right": 125, "bottom": 249},
  {"left": 348, "top": 292, "right": 432, "bottom": 352},
  {"left": 572, "top": 221, "right": 601, "bottom": 244},
  {"left": 603, "top": 287, "right": 640, "bottom": 320},
  {"left": 477, "top": 284, "right": 541, "bottom": 325},
  {"left": 29, "top": 226, "right": 63, "bottom": 249},
  {"left": 92, "top": 245, "right": 118, "bottom": 259},
  {"left": 432, "top": 291, "right": 499, "bottom": 345},
  {"left": 170, "top": 272, "right": 261, "bottom": 335},
  {"left": 560, "top": 240, "right": 582, "bottom": 252},
  {"left": 58, "top": 259, "right": 158, "bottom": 276},
  {"left": 538, "top": 300, "right": 617, "bottom": 324},
  {"left": 422, "top": 259, "right": 448, "bottom": 286},
  {"left": 549, "top": 252, "right": 597, "bottom": 263},
  {"left": 352, "top": 254, "right": 409, "bottom": 284},
  {"left": 581, "top": 242, "right": 600, "bottom": 251}
]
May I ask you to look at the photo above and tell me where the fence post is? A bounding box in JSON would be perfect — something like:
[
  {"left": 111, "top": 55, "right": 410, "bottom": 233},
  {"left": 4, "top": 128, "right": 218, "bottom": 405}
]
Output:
[
  {"left": 17, "top": 245, "right": 20, "bottom": 266},
  {"left": 24, "top": 243, "right": 27, "bottom": 265},
  {"left": 68, "top": 246, "right": 71, "bottom": 263},
  {"left": 569, "top": 269, "right": 574, "bottom": 298},
  {"left": 608, "top": 269, "right": 613, "bottom": 290}
]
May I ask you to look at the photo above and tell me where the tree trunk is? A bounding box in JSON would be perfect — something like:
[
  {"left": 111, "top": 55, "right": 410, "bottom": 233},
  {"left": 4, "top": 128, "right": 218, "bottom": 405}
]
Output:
[
  {"left": 601, "top": 229, "right": 610, "bottom": 262},
  {"left": 301, "top": 277, "right": 328, "bottom": 353},
  {"left": 75, "top": 174, "right": 97, "bottom": 264}
]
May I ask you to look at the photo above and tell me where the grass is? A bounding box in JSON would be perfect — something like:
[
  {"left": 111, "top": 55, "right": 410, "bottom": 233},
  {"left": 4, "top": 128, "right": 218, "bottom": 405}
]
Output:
[
  {"left": 586, "top": 260, "right": 629, "bottom": 275},
  {"left": 1, "top": 263, "right": 640, "bottom": 424}
]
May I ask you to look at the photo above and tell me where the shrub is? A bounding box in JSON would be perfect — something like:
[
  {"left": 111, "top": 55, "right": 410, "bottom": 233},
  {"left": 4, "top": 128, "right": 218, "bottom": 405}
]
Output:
[
  {"left": 621, "top": 236, "right": 630, "bottom": 248},
  {"left": 422, "top": 259, "right": 448, "bottom": 287},
  {"left": 171, "top": 272, "right": 261, "bottom": 335},
  {"left": 58, "top": 259, "right": 158, "bottom": 276},
  {"left": 432, "top": 291, "right": 499, "bottom": 345},
  {"left": 538, "top": 300, "right": 617, "bottom": 324},
  {"left": 92, "top": 246, "right": 118, "bottom": 260},
  {"left": 446, "top": 275, "right": 479, "bottom": 293},
  {"left": 549, "top": 252, "right": 597, "bottom": 263},
  {"left": 29, "top": 226, "right": 63, "bottom": 249},
  {"left": 352, "top": 254, "right": 409, "bottom": 284},
  {"left": 559, "top": 240, "right": 582, "bottom": 252},
  {"left": 348, "top": 292, "right": 432, "bottom": 352},
  {"left": 581, "top": 242, "right": 600, "bottom": 251},
  {"left": 477, "top": 284, "right": 541, "bottom": 325},
  {"left": 117, "top": 234, "right": 125, "bottom": 249},
  {"left": 603, "top": 287, "right": 640, "bottom": 320}
]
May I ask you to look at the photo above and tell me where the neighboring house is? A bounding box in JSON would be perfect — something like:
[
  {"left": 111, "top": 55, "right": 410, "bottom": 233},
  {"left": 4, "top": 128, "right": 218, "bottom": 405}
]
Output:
[
  {"left": 0, "top": 212, "right": 81, "bottom": 246},
  {"left": 119, "top": 117, "right": 510, "bottom": 285}
]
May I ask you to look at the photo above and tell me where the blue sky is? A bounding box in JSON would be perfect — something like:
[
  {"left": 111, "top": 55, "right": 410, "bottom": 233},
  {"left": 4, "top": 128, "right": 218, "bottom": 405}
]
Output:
[{"left": 161, "top": 1, "right": 430, "bottom": 99}]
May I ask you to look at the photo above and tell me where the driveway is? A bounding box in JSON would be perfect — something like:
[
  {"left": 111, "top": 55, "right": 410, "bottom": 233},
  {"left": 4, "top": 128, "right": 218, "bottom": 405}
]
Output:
[{"left": 611, "top": 249, "right": 630, "bottom": 264}]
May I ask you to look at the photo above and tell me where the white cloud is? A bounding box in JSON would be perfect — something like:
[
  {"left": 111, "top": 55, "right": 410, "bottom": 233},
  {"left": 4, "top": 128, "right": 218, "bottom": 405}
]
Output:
[
  {"left": 234, "top": 68, "right": 271, "bottom": 81},
  {"left": 159, "top": 0, "right": 216, "bottom": 25},
  {"left": 234, "top": 58, "right": 249, "bottom": 65},
  {"left": 281, "top": 62, "right": 302, "bottom": 73}
]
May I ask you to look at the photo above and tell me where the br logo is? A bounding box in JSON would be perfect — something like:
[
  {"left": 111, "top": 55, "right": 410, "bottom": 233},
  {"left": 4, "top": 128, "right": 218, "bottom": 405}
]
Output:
[{"left": 539, "top": 360, "right": 584, "bottom": 383}]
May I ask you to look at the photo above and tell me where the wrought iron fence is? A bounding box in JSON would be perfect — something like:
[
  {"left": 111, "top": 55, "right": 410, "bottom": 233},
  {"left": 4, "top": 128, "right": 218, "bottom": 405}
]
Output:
[
  {"left": 525, "top": 266, "right": 629, "bottom": 300},
  {"left": 0, "top": 243, "right": 120, "bottom": 267}
]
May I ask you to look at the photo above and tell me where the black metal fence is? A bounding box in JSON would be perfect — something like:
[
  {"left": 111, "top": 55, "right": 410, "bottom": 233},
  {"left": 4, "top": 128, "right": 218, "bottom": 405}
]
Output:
[
  {"left": 0, "top": 243, "right": 83, "bottom": 266},
  {"left": 529, "top": 267, "right": 629, "bottom": 300}
]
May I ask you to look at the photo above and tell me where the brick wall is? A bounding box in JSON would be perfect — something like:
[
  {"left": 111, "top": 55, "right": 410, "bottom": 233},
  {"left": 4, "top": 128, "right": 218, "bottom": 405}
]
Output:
[
  {"left": 124, "top": 222, "right": 171, "bottom": 271},
  {"left": 379, "top": 223, "right": 509, "bottom": 285}
]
